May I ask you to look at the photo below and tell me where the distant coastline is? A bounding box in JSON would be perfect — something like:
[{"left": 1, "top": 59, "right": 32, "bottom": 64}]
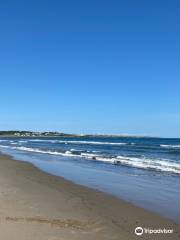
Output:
[{"left": 0, "top": 130, "right": 159, "bottom": 138}]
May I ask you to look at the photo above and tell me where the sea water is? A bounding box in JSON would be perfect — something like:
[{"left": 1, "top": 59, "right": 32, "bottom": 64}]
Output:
[{"left": 0, "top": 136, "right": 180, "bottom": 222}]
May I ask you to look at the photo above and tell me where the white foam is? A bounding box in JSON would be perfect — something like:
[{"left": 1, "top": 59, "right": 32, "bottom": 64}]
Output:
[
  {"left": 70, "top": 148, "right": 83, "bottom": 152},
  {"left": 0, "top": 145, "right": 114, "bottom": 163},
  {"left": 160, "top": 144, "right": 180, "bottom": 149},
  {"left": 0, "top": 145, "right": 9, "bottom": 148},
  {"left": 115, "top": 156, "right": 180, "bottom": 174},
  {"left": 4, "top": 146, "right": 75, "bottom": 158},
  {"left": 58, "top": 140, "right": 127, "bottom": 146},
  {"left": 29, "top": 139, "right": 59, "bottom": 143},
  {"left": 15, "top": 139, "right": 129, "bottom": 146},
  {"left": 80, "top": 153, "right": 98, "bottom": 158},
  {"left": 0, "top": 145, "right": 180, "bottom": 174},
  {"left": 28, "top": 139, "right": 128, "bottom": 145}
]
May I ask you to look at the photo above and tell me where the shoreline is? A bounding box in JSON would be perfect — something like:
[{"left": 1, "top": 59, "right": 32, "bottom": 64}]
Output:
[{"left": 0, "top": 153, "right": 179, "bottom": 239}]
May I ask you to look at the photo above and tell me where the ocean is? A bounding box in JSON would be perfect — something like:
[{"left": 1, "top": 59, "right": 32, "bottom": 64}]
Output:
[{"left": 0, "top": 136, "right": 180, "bottom": 222}]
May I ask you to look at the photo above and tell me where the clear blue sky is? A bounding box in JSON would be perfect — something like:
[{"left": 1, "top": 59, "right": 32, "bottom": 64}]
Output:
[{"left": 0, "top": 1, "right": 179, "bottom": 137}]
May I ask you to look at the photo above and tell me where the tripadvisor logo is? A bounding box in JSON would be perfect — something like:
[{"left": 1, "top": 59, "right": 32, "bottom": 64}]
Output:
[
  {"left": 135, "top": 227, "right": 143, "bottom": 236},
  {"left": 135, "top": 226, "right": 173, "bottom": 236}
]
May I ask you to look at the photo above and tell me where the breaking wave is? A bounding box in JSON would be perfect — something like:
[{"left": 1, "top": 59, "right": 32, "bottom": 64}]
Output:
[
  {"left": 160, "top": 144, "right": 180, "bottom": 149},
  {"left": 28, "top": 139, "right": 129, "bottom": 146},
  {"left": 57, "top": 140, "right": 128, "bottom": 146},
  {"left": 0, "top": 145, "right": 180, "bottom": 174}
]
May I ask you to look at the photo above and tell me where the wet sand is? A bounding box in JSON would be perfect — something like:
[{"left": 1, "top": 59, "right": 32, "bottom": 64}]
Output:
[{"left": 0, "top": 153, "right": 179, "bottom": 240}]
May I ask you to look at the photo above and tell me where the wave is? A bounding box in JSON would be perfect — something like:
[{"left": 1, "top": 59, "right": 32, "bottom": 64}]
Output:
[
  {"left": 0, "top": 139, "right": 132, "bottom": 146},
  {"left": 0, "top": 145, "right": 180, "bottom": 174},
  {"left": 29, "top": 139, "right": 58, "bottom": 143},
  {"left": 27, "top": 139, "right": 129, "bottom": 146},
  {"left": 115, "top": 156, "right": 180, "bottom": 174},
  {"left": 0, "top": 145, "right": 76, "bottom": 157},
  {"left": 58, "top": 140, "right": 128, "bottom": 146},
  {"left": 160, "top": 145, "right": 180, "bottom": 149}
]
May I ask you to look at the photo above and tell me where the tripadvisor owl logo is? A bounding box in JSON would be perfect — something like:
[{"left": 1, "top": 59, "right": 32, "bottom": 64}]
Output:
[
  {"left": 135, "top": 227, "right": 143, "bottom": 236},
  {"left": 134, "top": 226, "right": 174, "bottom": 236}
]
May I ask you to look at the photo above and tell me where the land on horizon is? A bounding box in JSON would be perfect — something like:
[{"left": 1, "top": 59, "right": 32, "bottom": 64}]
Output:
[{"left": 0, "top": 130, "right": 161, "bottom": 138}]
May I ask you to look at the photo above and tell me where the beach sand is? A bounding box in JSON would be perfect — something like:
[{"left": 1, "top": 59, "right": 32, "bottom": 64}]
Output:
[{"left": 0, "top": 153, "right": 179, "bottom": 240}]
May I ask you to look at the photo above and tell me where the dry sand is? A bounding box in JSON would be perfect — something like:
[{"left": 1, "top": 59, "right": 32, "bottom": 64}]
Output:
[{"left": 0, "top": 153, "right": 179, "bottom": 240}]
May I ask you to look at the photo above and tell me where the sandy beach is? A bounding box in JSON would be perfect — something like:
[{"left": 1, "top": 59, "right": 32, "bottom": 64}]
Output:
[{"left": 0, "top": 153, "right": 179, "bottom": 240}]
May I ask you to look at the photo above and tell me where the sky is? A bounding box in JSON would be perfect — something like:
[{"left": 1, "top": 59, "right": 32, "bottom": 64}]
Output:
[{"left": 0, "top": 0, "right": 180, "bottom": 137}]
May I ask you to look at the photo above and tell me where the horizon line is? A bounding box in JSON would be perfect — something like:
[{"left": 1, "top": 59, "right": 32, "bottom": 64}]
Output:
[{"left": 0, "top": 130, "right": 179, "bottom": 139}]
